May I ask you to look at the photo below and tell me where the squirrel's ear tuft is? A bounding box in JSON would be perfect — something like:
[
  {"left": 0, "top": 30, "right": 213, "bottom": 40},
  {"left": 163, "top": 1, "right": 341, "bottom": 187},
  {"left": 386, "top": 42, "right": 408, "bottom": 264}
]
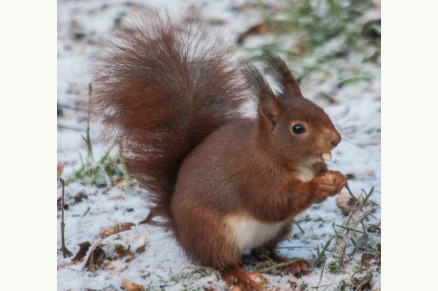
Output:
[
  {"left": 243, "top": 63, "right": 281, "bottom": 131},
  {"left": 263, "top": 49, "right": 302, "bottom": 97}
]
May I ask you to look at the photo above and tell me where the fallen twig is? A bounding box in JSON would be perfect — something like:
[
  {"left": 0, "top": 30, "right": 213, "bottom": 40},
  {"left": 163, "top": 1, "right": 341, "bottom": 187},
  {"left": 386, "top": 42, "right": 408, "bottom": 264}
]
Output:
[
  {"left": 335, "top": 224, "right": 380, "bottom": 236},
  {"left": 59, "top": 178, "right": 72, "bottom": 258},
  {"left": 253, "top": 258, "right": 303, "bottom": 273}
]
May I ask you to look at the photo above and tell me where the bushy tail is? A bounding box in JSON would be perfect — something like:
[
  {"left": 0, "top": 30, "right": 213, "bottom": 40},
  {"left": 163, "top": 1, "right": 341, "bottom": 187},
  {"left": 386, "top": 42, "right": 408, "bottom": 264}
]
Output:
[{"left": 92, "top": 12, "right": 248, "bottom": 221}]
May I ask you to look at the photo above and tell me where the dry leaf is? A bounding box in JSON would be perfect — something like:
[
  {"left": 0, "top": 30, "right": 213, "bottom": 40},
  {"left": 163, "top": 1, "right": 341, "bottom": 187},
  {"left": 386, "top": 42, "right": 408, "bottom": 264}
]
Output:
[
  {"left": 82, "top": 222, "right": 135, "bottom": 271},
  {"left": 109, "top": 195, "right": 125, "bottom": 201},
  {"left": 336, "top": 192, "right": 375, "bottom": 215},
  {"left": 122, "top": 278, "right": 145, "bottom": 291},
  {"left": 97, "top": 222, "right": 135, "bottom": 240},
  {"left": 57, "top": 261, "right": 79, "bottom": 270},
  {"left": 85, "top": 246, "right": 106, "bottom": 272},
  {"left": 105, "top": 178, "right": 126, "bottom": 192},
  {"left": 237, "top": 24, "right": 265, "bottom": 44},
  {"left": 114, "top": 244, "right": 135, "bottom": 262},
  {"left": 70, "top": 19, "right": 78, "bottom": 29},
  {"left": 288, "top": 280, "right": 298, "bottom": 289},
  {"left": 315, "top": 91, "right": 338, "bottom": 105},
  {"left": 361, "top": 170, "right": 375, "bottom": 176},
  {"left": 135, "top": 245, "right": 146, "bottom": 254},
  {"left": 103, "top": 260, "right": 116, "bottom": 270},
  {"left": 367, "top": 224, "right": 381, "bottom": 234},
  {"left": 336, "top": 192, "right": 357, "bottom": 215},
  {"left": 71, "top": 242, "right": 91, "bottom": 262},
  {"left": 134, "top": 235, "right": 147, "bottom": 253},
  {"left": 118, "top": 263, "right": 128, "bottom": 273},
  {"left": 361, "top": 253, "right": 381, "bottom": 269}
]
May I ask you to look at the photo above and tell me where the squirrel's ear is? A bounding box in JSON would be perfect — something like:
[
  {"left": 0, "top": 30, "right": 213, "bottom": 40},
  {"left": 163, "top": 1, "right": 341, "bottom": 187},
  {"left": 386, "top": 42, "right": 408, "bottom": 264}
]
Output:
[
  {"left": 258, "top": 93, "right": 281, "bottom": 132},
  {"left": 263, "top": 49, "right": 302, "bottom": 97},
  {"left": 243, "top": 64, "right": 281, "bottom": 132}
]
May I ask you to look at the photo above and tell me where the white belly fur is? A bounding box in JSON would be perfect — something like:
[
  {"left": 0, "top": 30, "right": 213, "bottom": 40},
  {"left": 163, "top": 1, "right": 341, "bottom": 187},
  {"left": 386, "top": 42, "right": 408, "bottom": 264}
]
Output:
[
  {"left": 298, "top": 165, "right": 315, "bottom": 182},
  {"left": 226, "top": 214, "right": 287, "bottom": 253}
]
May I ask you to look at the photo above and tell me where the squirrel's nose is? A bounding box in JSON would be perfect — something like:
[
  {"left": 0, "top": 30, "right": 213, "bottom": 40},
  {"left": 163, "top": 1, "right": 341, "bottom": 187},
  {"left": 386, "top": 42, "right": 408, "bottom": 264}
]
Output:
[{"left": 331, "top": 133, "right": 341, "bottom": 147}]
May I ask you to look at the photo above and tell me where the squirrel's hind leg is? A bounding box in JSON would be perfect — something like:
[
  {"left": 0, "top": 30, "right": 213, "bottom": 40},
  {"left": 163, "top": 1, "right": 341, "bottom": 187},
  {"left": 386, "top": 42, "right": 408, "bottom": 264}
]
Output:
[
  {"left": 171, "top": 201, "right": 241, "bottom": 267},
  {"left": 172, "top": 201, "right": 269, "bottom": 290}
]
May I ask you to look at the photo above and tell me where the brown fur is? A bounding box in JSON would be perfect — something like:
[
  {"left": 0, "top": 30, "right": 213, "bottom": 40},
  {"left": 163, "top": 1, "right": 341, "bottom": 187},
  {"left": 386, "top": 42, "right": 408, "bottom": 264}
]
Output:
[{"left": 92, "top": 12, "right": 347, "bottom": 290}]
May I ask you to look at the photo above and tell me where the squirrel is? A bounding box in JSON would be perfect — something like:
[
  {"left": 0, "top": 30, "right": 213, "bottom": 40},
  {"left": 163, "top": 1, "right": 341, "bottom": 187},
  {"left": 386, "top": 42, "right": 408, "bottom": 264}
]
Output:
[{"left": 92, "top": 12, "right": 347, "bottom": 291}]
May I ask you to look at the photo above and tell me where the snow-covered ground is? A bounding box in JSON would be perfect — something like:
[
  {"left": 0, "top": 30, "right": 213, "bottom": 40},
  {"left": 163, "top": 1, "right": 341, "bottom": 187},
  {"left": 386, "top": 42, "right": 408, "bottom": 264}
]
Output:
[{"left": 57, "top": 1, "right": 381, "bottom": 290}]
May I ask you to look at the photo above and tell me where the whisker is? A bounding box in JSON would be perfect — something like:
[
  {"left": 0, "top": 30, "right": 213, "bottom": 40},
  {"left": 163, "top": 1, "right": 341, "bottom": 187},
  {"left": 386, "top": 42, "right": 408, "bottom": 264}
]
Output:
[{"left": 341, "top": 136, "right": 379, "bottom": 147}]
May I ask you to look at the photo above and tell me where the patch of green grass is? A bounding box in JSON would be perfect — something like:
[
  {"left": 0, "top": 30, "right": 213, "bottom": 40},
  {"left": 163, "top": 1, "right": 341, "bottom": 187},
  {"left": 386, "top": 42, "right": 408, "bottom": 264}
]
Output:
[
  {"left": 338, "top": 76, "right": 372, "bottom": 88},
  {"left": 63, "top": 83, "right": 131, "bottom": 193},
  {"left": 259, "top": 0, "right": 376, "bottom": 55},
  {"left": 336, "top": 279, "right": 348, "bottom": 291},
  {"left": 327, "top": 261, "right": 342, "bottom": 274},
  {"left": 66, "top": 139, "right": 131, "bottom": 194},
  {"left": 245, "top": 0, "right": 380, "bottom": 87},
  {"left": 66, "top": 142, "right": 118, "bottom": 185},
  {"left": 299, "top": 281, "right": 309, "bottom": 291},
  {"left": 312, "top": 236, "right": 335, "bottom": 267}
]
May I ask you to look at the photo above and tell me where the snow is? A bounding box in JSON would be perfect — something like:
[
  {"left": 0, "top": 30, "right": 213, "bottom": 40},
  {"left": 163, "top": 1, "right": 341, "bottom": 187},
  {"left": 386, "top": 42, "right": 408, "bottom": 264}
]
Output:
[{"left": 57, "top": 0, "right": 381, "bottom": 290}]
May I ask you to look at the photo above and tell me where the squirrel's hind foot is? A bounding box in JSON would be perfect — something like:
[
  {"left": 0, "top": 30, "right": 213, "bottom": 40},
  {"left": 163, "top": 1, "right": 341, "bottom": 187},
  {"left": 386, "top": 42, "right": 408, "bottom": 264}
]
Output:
[{"left": 223, "top": 266, "right": 267, "bottom": 291}]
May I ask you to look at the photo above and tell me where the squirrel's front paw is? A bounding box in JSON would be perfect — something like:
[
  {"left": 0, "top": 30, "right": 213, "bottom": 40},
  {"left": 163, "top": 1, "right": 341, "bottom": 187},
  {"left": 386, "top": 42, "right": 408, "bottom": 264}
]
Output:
[{"left": 310, "top": 171, "right": 347, "bottom": 199}]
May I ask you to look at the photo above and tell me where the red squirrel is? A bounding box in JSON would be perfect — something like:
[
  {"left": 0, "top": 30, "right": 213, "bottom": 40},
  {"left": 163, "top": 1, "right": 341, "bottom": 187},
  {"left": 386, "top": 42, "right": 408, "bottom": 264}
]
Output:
[{"left": 92, "top": 12, "right": 347, "bottom": 291}]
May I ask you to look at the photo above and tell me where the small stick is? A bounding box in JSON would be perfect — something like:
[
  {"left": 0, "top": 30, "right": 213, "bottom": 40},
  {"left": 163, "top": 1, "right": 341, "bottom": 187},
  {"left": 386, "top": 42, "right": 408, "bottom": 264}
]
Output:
[
  {"left": 253, "top": 258, "right": 304, "bottom": 273},
  {"left": 60, "top": 178, "right": 72, "bottom": 257},
  {"left": 334, "top": 224, "right": 380, "bottom": 236}
]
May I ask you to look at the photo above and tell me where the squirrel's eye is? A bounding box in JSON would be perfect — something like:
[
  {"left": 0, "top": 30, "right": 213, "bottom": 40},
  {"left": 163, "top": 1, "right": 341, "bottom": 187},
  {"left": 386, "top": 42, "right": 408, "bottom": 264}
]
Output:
[{"left": 292, "top": 124, "right": 306, "bottom": 134}]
